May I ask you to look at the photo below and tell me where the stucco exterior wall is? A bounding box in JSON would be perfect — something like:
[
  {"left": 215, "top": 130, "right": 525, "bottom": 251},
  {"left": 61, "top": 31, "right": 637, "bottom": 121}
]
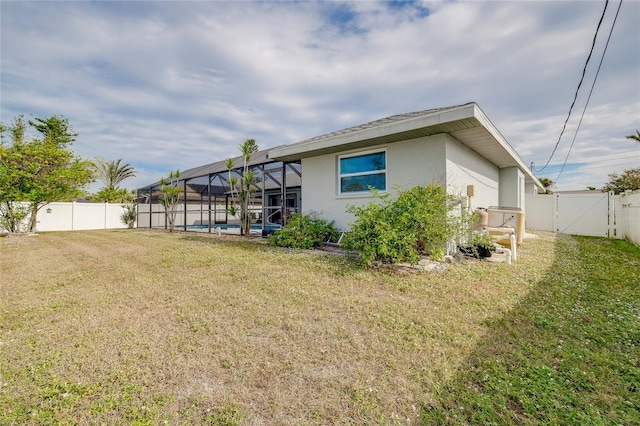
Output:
[
  {"left": 301, "top": 133, "right": 517, "bottom": 230},
  {"left": 499, "top": 167, "right": 525, "bottom": 210},
  {"left": 301, "top": 134, "right": 448, "bottom": 230},
  {"left": 444, "top": 134, "right": 500, "bottom": 211}
]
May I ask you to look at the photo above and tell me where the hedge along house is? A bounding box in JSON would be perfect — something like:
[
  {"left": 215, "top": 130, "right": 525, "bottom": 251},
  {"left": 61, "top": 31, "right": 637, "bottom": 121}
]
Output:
[
  {"left": 267, "top": 102, "right": 544, "bottom": 231},
  {"left": 136, "top": 149, "right": 302, "bottom": 234}
]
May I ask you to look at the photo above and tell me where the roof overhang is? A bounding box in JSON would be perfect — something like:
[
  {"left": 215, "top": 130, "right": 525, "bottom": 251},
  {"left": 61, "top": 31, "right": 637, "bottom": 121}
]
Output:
[{"left": 268, "top": 102, "right": 543, "bottom": 190}]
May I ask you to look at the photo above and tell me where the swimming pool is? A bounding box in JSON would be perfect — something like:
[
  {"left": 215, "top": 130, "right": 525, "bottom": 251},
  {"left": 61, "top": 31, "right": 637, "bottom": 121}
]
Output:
[{"left": 186, "top": 224, "right": 281, "bottom": 231}]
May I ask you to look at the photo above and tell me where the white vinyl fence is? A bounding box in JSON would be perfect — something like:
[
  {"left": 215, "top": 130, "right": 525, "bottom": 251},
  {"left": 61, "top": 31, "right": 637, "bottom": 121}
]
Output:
[
  {"left": 525, "top": 190, "right": 640, "bottom": 245},
  {"left": 615, "top": 191, "right": 640, "bottom": 246},
  {"left": 0, "top": 202, "right": 130, "bottom": 233}
]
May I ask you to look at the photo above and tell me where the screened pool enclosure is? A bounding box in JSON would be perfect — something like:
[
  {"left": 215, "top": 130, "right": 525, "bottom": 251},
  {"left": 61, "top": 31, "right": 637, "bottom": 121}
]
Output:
[{"left": 136, "top": 148, "right": 301, "bottom": 235}]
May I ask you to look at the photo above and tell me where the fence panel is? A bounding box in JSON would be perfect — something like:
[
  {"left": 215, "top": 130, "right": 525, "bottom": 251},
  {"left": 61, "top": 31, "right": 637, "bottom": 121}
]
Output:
[
  {"left": 619, "top": 191, "right": 640, "bottom": 245},
  {"left": 35, "top": 202, "right": 74, "bottom": 231},
  {"left": 72, "top": 203, "right": 107, "bottom": 230},
  {"left": 524, "top": 194, "right": 555, "bottom": 231},
  {"left": 556, "top": 193, "right": 610, "bottom": 237},
  {"left": 137, "top": 203, "right": 151, "bottom": 228}
]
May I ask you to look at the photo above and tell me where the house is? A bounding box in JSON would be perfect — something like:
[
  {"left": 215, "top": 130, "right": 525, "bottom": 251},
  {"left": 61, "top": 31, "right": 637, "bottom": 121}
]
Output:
[
  {"left": 137, "top": 102, "right": 543, "bottom": 234},
  {"left": 268, "top": 102, "right": 544, "bottom": 230}
]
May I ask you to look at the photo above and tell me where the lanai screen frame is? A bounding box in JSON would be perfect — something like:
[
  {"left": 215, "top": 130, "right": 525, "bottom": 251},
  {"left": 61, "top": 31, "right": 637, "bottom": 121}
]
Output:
[{"left": 136, "top": 155, "right": 301, "bottom": 234}]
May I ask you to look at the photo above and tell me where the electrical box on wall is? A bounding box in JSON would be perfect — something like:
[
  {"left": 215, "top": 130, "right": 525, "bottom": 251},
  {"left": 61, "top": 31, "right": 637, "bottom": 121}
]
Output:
[{"left": 467, "top": 185, "right": 475, "bottom": 197}]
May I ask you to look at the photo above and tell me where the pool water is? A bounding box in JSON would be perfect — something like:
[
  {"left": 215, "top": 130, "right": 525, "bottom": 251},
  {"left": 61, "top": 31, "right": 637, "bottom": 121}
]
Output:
[{"left": 186, "top": 224, "right": 281, "bottom": 231}]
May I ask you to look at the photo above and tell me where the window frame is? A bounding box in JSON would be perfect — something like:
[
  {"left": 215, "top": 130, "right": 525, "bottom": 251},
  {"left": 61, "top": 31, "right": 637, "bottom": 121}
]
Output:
[{"left": 337, "top": 149, "right": 387, "bottom": 195}]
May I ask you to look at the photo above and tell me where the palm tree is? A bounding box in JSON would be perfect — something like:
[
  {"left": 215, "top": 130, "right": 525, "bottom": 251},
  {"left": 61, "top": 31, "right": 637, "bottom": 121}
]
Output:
[
  {"left": 159, "top": 170, "right": 181, "bottom": 232},
  {"left": 538, "top": 177, "right": 554, "bottom": 194},
  {"left": 626, "top": 130, "right": 640, "bottom": 142},
  {"left": 225, "top": 139, "right": 259, "bottom": 237},
  {"left": 93, "top": 157, "right": 136, "bottom": 190}
]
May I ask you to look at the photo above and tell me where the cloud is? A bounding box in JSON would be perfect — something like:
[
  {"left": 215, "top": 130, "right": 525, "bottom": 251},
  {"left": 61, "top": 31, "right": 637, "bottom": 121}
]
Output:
[{"left": 1, "top": 0, "right": 638, "bottom": 192}]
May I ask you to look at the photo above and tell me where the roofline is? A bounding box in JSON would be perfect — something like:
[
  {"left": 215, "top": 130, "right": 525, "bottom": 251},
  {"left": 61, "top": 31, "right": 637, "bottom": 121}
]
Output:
[
  {"left": 470, "top": 104, "right": 543, "bottom": 190},
  {"left": 268, "top": 102, "right": 543, "bottom": 190},
  {"left": 268, "top": 103, "right": 476, "bottom": 161}
]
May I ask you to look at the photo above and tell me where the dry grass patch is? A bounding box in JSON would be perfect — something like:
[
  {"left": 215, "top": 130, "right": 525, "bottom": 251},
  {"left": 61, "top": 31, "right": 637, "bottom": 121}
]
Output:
[{"left": 1, "top": 229, "right": 554, "bottom": 424}]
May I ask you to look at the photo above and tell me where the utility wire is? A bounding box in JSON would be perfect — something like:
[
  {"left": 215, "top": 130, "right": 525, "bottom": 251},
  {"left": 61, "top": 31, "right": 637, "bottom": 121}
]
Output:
[
  {"left": 544, "top": 149, "right": 639, "bottom": 165},
  {"left": 564, "top": 160, "right": 638, "bottom": 172},
  {"left": 555, "top": 0, "right": 623, "bottom": 183},
  {"left": 536, "top": 0, "right": 610, "bottom": 173}
]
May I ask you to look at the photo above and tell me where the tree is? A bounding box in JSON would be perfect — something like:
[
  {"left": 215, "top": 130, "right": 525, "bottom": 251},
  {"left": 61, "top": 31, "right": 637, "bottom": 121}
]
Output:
[
  {"left": 93, "top": 187, "right": 135, "bottom": 203},
  {"left": 626, "top": 130, "right": 640, "bottom": 143},
  {"left": 159, "top": 170, "right": 181, "bottom": 232},
  {"left": 602, "top": 168, "right": 640, "bottom": 194},
  {"left": 28, "top": 115, "right": 78, "bottom": 145},
  {"left": 226, "top": 139, "right": 258, "bottom": 237},
  {"left": 538, "top": 177, "right": 554, "bottom": 194},
  {"left": 0, "top": 115, "right": 94, "bottom": 232},
  {"left": 91, "top": 157, "right": 136, "bottom": 203},
  {"left": 0, "top": 116, "right": 30, "bottom": 232},
  {"left": 92, "top": 157, "right": 136, "bottom": 195}
]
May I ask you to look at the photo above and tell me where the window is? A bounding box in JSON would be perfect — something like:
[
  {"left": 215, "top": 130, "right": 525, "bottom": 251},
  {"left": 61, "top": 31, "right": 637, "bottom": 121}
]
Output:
[{"left": 339, "top": 150, "right": 386, "bottom": 194}]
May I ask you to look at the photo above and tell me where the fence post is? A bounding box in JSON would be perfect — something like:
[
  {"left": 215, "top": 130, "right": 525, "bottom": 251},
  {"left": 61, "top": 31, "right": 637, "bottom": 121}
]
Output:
[
  {"left": 608, "top": 191, "right": 614, "bottom": 238},
  {"left": 553, "top": 194, "right": 559, "bottom": 233}
]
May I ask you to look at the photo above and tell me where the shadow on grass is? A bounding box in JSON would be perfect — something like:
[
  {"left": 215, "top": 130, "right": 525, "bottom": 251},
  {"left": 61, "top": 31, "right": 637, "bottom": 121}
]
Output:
[{"left": 421, "top": 235, "right": 640, "bottom": 425}]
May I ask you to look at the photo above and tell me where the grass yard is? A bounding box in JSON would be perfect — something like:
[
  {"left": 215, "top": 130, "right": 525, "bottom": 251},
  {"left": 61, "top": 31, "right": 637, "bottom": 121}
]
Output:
[{"left": 0, "top": 230, "right": 638, "bottom": 425}]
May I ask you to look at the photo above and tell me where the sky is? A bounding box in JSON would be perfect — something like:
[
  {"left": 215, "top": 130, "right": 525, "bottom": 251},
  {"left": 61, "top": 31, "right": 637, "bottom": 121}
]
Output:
[{"left": 1, "top": 0, "right": 639, "bottom": 193}]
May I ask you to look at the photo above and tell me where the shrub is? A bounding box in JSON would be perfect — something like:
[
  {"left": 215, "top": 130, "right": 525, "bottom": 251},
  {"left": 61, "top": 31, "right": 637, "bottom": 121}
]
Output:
[
  {"left": 268, "top": 212, "right": 338, "bottom": 249},
  {"left": 458, "top": 231, "right": 496, "bottom": 259},
  {"left": 120, "top": 203, "right": 136, "bottom": 229},
  {"left": 342, "top": 184, "right": 462, "bottom": 266}
]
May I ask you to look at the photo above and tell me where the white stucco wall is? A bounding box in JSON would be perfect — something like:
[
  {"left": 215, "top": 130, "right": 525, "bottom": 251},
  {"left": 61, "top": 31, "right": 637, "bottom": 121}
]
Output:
[
  {"left": 301, "top": 133, "right": 514, "bottom": 230},
  {"left": 499, "top": 167, "right": 525, "bottom": 210},
  {"left": 443, "top": 134, "right": 500, "bottom": 211},
  {"left": 301, "top": 134, "right": 448, "bottom": 230}
]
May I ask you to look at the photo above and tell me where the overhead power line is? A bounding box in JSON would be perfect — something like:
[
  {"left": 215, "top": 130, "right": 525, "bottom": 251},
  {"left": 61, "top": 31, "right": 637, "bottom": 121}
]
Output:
[
  {"left": 535, "top": 0, "right": 610, "bottom": 173},
  {"left": 568, "top": 160, "right": 639, "bottom": 172},
  {"left": 555, "top": 0, "right": 623, "bottom": 183},
  {"left": 542, "top": 149, "right": 639, "bottom": 166}
]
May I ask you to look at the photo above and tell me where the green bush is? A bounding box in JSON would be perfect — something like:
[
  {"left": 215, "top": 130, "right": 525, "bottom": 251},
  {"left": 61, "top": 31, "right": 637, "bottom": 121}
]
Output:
[
  {"left": 268, "top": 212, "right": 338, "bottom": 249},
  {"left": 120, "top": 203, "right": 137, "bottom": 229},
  {"left": 342, "top": 184, "right": 462, "bottom": 266}
]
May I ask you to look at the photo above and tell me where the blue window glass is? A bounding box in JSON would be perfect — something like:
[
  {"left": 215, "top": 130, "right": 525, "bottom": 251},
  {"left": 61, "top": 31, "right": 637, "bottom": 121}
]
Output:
[
  {"left": 339, "top": 151, "right": 386, "bottom": 193},
  {"left": 340, "top": 152, "right": 386, "bottom": 174},
  {"left": 340, "top": 173, "right": 386, "bottom": 193}
]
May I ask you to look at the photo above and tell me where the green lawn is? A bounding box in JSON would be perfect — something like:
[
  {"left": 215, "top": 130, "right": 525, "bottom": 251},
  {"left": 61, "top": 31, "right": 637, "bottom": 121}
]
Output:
[
  {"left": 0, "top": 230, "right": 638, "bottom": 425},
  {"left": 422, "top": 236, "right": 640, "bottom": 425}
]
